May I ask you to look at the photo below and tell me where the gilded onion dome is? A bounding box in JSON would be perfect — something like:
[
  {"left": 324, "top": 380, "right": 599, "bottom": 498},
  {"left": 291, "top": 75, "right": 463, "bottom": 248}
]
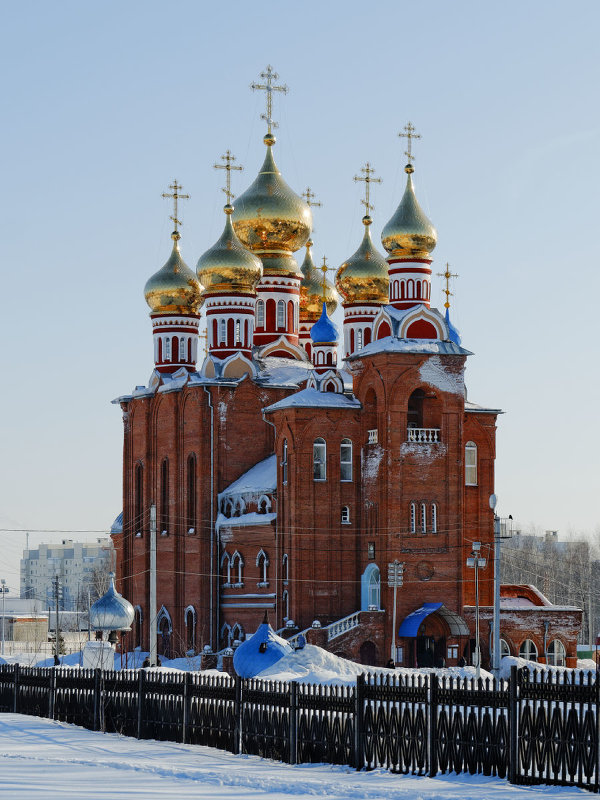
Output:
[
  {"left": 335, "top": 216, "right": 389, "bottom": 304},
  {"left": 300, "top": 240, "right": 338, "bottom": 322},
  {"left": 381, "top": 165, "right": 437, "bottom": 259},
  {"left": 144, "top": 231, "right": 203, "bottom": 315},
  {"left": 196, "top": 205, "right": 263, "bottom": 296},
  {"left": 231, "top": 135, "right": 312, "bottom": 273}
]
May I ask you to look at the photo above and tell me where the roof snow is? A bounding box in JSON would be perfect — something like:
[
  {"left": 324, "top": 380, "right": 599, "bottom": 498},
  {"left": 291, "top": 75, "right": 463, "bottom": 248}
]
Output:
[
  {"left": 465, "top": 400, "right": 503, "bottom": 415},
  {"left": 219, "top": 455, "right": 277, "bottom": 500},
  {"left": 256, "top": 357, "right": 313, "bottom": 388},
  {"left": 419, "top": 356, "right": 464, "bottom": 395},
  {"left": 216, "top": 512, "right": 276, "bottom": 532},
  {"left": 264, "top": 388, "right": 361, "bottom": 413},
  {"left": 347, "top": 337, "right": 471, "bottom": 360}
]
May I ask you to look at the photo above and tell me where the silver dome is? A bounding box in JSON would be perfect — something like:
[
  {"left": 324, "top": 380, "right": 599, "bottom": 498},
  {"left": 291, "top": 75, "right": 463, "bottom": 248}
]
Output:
[{"left": 89, "top": 573, "right": 134, "bottom": 632}]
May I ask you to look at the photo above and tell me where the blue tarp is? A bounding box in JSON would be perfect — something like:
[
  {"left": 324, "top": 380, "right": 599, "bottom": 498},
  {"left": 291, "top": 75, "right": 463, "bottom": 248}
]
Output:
[{"left": 398, "top": 602, "right": 443, "bottom": 637}]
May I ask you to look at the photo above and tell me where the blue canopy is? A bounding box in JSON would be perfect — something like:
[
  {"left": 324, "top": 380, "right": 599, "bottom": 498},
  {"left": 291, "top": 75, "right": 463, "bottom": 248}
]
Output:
[{"left": 398, "top": 602, "right": 443, "bottom": 637}]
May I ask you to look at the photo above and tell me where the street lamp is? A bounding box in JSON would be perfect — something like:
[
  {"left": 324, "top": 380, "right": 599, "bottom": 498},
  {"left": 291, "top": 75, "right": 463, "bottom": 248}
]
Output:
[
  {"left": 387, "top": 560, "right": 404, "bottom": 664},
  {"left": 467, "top": 542, "right": 487, "bottom": 679}
]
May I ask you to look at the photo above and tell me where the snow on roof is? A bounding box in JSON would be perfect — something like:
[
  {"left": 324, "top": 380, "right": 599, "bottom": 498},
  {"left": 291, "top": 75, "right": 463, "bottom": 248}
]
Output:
[
  {"left": 216, "top": 512, "right": 276, "bottom": 532},
  {"left": 233, "top": 621, "right": 292, "bottom": 678},
  {"left": 419, "top": 355, "right": 464, "bottom": 395},
  {"left": 347, "top": 337, "right": 471, "bottom": 360},
  {"left": 219, "top": 455, "right": 277, "bottom": 500},
  {"left": 256, "top": 356, "right": 313, "bottom": 388},
  {"left": 465, "top": 400, "right": 503, "bottom": 415},
  {"left": 264, "top": 388, "right": 361, "bottom": 413}
]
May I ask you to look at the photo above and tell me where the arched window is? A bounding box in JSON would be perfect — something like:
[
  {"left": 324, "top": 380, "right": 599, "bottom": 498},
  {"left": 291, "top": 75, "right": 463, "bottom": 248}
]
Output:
[
  {"left": 179, "top": 337, "right": 186, "bottom": 361},
  {"left": 134, "top": 606, "right": 142, "bottom": 649},
  {"left": 282, "top": 589, "right": 289, "bottom": 620},
  {"left": 519, "top": 639, "right": 538, "bottom": 662},
  {"left": 282, "top": 439, "right": 288, "bottom": 485},
  {"left": 313, "top": 438, "right": 326, "bottom": 481},
  {"left": 420, "top": 503, "right": 427, "bottom": 533},
  {"left": 357, "top": 328, "right": 363, "bottom": 350},
  {"left": 350, "top": 328, "right": 355, "bottom": 353},
  {"left": 410, "top": 502, "right": 416, "bottom": 533},
  {"left": 221, "top": 622, "right": 232, "bottom": 648},
  {"left": 227, "top": 318, "right": 234, "bottom": 347},
  {"left": 400, "top": 281, "right": 406, "bottom": 300},
  {"left": 221, "top": 551, "right": 232, "bottom": 585},
  {"left": 282, "top": 553, "right": 289, "bottom": 583},
  {"left": 187, "top": 454, "right": 196, "bottom": 534},
  {"left": 160, "top": 459, "right": 169, "bottom": 535},
  {"left": 277, "top": 300, "right": 285, "bottom": 329},
  {"left": 465, "top": 441, "right": 478, "bottom": 486},
  {"left": 341, "top": 506, "right": 350, "bottom": 524},
  {"left": 368, "top": 567, "right": 380, "bottom": 609},
  {"left": 407, "top": 280, "right": 414, "bottom": 299},
  {"left": 235, "top": 319, "right": 241, "bottom": 344},
  {"left": 134, "top": 463, "right": 144, "bottom": 535},
  {"left": 500, "top": 639, "right": 511, "bottom": 658},
  {"left": 185, "top": 606, "right": 196, "bottom": 652},
  {"left": 256, "top": 300, "right": 265, "bottom": 328},
  {"left": 219, "top": 318, "right": 226, "bottom": 345},
  {"left": 287, "top": 300, "right": 294, "bottom": 332},
  {"left": 431, "top": 503, "right": 437, "bottom": 533},
  {"left": 231, "top": 551, "right": 244, "bottom": 585},
  {"left": 164, "top": 337, "right": 172, "bottom": 360},
  {"left": 256, "top": 549, "right": 269, "bottom": 585},
  {"left": 232, "top": 622, "right": 244, "bottom": 643},
  {"left": 547, "top": 639, "right": 566, "bottom": 666},
  {"left": 340, "top": 438, "right": 352, "bottom": 482}
]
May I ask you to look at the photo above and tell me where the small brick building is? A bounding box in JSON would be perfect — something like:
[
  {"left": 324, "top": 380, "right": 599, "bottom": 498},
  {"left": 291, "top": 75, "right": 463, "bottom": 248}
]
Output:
[{"left": 112, "top": 91, "right": 581, "bottom": 669}]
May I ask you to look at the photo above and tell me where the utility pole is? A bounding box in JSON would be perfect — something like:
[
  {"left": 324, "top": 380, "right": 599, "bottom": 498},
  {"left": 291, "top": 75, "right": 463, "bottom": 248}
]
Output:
[
  {"left": 54, "top": 575, "right": 61, "bottom": 666},
  {"left": 467, "top": 542, "right": 487, "bottom": 680},
  {"left": 492, "top": 514, "right": 501, "bottom": 678},
  {"left": 0, "top": 579, "right": 6, "bottom": 656},
  {"left": 387, "top": 560, "right": 404, "bottom": 664},
  {"left": 149, "top": 503, "right": 157, "bottom": 666}
]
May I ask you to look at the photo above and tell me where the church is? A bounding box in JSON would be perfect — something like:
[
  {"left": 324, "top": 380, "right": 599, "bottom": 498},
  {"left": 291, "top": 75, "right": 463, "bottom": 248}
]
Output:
[{"left": 112, "top": 67, "right": 581, "bottom": 669}]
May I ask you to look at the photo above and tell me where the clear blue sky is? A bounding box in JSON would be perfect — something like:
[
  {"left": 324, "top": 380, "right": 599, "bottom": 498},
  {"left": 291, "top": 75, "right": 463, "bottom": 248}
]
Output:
[{"left": 1, "top": 0, "right": 599, "bottom": 591}]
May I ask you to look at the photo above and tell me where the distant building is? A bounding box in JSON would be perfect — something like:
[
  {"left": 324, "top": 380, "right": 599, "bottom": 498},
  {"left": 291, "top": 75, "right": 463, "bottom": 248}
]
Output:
[{"left": 20, "top": 539, "right": 114, "bottom": 611}]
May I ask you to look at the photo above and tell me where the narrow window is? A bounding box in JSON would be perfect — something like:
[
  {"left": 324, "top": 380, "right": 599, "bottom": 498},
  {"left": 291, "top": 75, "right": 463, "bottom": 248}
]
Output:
[
  {"left": 410, "top": 503, "right": 416, "bottom": 533},
  {"left": 231, "top": 551, "right": 244, "bottom": 585},
  {"left": 160, "top": 459, "right": 169, "bottom": 535},
  {"left": 256, "top": 300, "right": 265, "bottom": 328},
  {"left": 465, "top": 441, "right": 478, "bottom": 486},
  {"left": 187, "top": 454, "right": 196, "bottom": 534},
  {"left": 431, "top": 503, "right": 437, "bottom": 533},
  {"left": 420, "top": 503, "right": 427, "bottom": 533},
  {"left": 368, "top": 567, "right": 380, "bottom": 609},
  {"left": 164, "top": 337, "right": 171, "bottom": 360},
  {"left": 277, "top": 300, "right": 285, "bottom": 329},
  {"left": 341, "top": 506, "right": 350, "bottom": 524},
  {"left": 367, "top": 542, "right": 375, "bottom": 559},
  {"left": 235, "top": 319, "right": 240, "bottom": 344},
  {"left": 357, "top": 328, "right": 363, "bottom": 350},
  {"left": 134, "top": 607, "right": 142, "bottom": 648},
  {"left": 313, "top": 438, "right": 326, "bottom": 481},
  {"left": 340, "top": 438, "right": 352, "bottom": 482},
  {"left": 220, "top": 318, "right": 226, "bottom": 344},
  {"left": 185, "top": 608, "right": 196, "bottom": 652},
  {"left": 282, "top": 439, "right": 288, "bottom": 485},
  {"left": 179, "top": 337, "right": 186, "bottom": 360},
  {"left": 256, "top": 549, "right": 269, "bottom": 585},
  {"left": 135, "top": 464, "right": 144, "bottom": 535},
  {"left": 221, "top": 551, "right": 232, "bottom": 585},
  {"left": 547, "top": 639, "right": 566, "bottom": 666}
]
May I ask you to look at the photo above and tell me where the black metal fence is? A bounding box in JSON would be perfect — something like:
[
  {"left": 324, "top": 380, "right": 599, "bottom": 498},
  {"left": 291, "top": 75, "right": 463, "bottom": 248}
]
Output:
[{"left": 0, "top": 664, "right": 597, "bottom": 792}]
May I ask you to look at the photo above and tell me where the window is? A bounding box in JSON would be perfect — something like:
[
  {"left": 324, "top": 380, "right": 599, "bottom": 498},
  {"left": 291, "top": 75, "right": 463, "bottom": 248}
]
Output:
[
  {"left": 367, "top": 542, "right": 375, "bottom": 559},
  {"left": 256, "top": 549, "right": 269, "bottom": 586},
  {"left": 420, "top": 503, "right": 427, "bottom": 533},
  {"left": 185, "top": 607, "right": 196, "bottom": 652},
  {"left": 410, "top": 503, "right": 416, "bottom": 533},
  {"left": 235, "top": 319, "right": 240, "bottom": 344},
  {"left": 256, "top": 300, "right": 264, "bottom": 328},
  {"left": 179, "top": 337, "right": 186, "bottom": 360},
  {"left": 547, "top": 639, "right": 566, "bottom": 666},
  {"left": 431, "top": 503, "right": 437, "bottom": 533},
  {"left": 500, "top": 639, "right": 511, "bottom": 658},
  {"left": 134, "top": 607, "right": 142, "bottom": 648},
  {"left": 282, "top": 439, "right": 288, "bottom": 485},
  {"left": 164, "top": 337, "right": 171, "bottom": 360},
  {"left": 368, "top": 567, "right": 380, "bottom": 609},
  {"left": 357, "top": 328, "right": 363, "bottom": 350},
  {"left": 340, "top": 438, "right": 352, "bottom": 482},
  {"left": 187, "top": 455, "right": 196, "bottom": 534},
  {"left": 277, "top": 300, "right": 285, "bottom": 329},
  {"left": 341, "top": 506, "right": 350, "bottom": 524},
  {"left": 231, "top": 551, "right": 244, "bottom": 585},
  {"left": 519, "top": 639, "right": 538, "bottom": 662},
  {"left": 220, "top": 318, "right": 226, "bottom": 344},
  {"left": 221, "top": 551, "right": 232, "bottom": 586},
  {"left": 134, "top": 464, "right": 144, "bottom": 535},
  {"left": 367, "top": 429, "right": 378, "bottom": 444},
  {"left": 465, "top": 441, "right": 477, "bottom": 486},
  {"left": 313, "top": 438, "right": 326, "bottom": 481},
  {"left": 447, "top": 645, "right": 459, "bottom": 660},
  {"left": 160, "top": 459, "right": 169, "bottom": 536}
]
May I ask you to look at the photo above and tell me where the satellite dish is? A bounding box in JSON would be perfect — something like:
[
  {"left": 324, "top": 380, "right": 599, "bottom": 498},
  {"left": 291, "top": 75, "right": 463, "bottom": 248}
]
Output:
[{"left": 489, "top": 494, "right": 497, "bottom": 511}]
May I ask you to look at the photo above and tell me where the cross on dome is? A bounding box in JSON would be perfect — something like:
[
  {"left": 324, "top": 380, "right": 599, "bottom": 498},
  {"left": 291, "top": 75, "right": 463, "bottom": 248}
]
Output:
[
  {"left": 354, "top": 162, "right": 382, "bottom": 218},
  {"left": 320, "top": 256, "right": 332, "bottom": 303},
  {"left": 398, "top": 121, "right": 421, "bottom": 166},
  {"left": 162, "top": 180, "right": 190, "bottom": 232},
  {"left": 214, "top": 150, "right": 243, "bottom": 208},
  {"left": 302, "top": 187, "right": 322, "bottom": 208},
  {"left": 251, "top": 65, "right": 288, "bottom": 135},
  {"left": 436, "top": 263, "right": 459, "bottom": 309}
]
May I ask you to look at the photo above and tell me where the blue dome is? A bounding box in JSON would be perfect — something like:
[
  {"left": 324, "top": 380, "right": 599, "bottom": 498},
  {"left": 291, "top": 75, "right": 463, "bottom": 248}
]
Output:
[
  {"left": 233, "top": 620, "right": 292, "bottom": 678},
  {"left": 310, "top": 302, "right": 338, "bottom": 344},
  {"left": 445, "top": 308, "right": 461, "bottom": 346},
  {"left": 89, "top": 573, "right": 134, "bottom": 632}
]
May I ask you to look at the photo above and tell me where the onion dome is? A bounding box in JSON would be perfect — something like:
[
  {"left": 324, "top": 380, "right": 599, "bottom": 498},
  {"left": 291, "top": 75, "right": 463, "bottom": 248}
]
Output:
[
  {"left": 144, "top": 232, "right": 203, "bottom": 315},
  {"left": 197, "top": 205, "right": 263, "bottom": 295},
  {"left": 310, "top": 302, "right": 338, "bottom": 344},
  {"left": 89, "top": 573, "right": 134, "bottom": 632},
  {"left": 335, "top": 216, "right": 389, "bottom": 304},
  {"left": 232, "top": 614, "right": 291, "bottom": 678},
  {"left": 445, "top": 308, "right": 462, "bottom": 345},
  {"left": 231, "top": 135, "right": 312, "bottom": 272},
  {"left": 300, "top": 240, "right": 338, "bottom": 321},
  {"left": 381, "top": 165, "right": 437, "bottom": 259}
]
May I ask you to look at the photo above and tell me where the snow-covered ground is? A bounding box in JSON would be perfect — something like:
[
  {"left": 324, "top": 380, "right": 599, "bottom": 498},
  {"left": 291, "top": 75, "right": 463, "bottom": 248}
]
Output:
[{"left": 0, "top": 714, "right": 590, "bottom": 800}]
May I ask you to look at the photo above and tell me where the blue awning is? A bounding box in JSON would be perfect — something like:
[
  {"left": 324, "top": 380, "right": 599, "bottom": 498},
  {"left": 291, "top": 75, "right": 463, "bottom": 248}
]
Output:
[{"left": 398, "top": 603, "right": 442, "bottom": 637}]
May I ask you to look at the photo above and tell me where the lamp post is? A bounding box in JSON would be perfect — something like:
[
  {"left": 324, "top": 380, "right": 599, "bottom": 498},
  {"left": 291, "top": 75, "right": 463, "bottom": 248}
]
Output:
[
  {"left": 467, "top": 542, "right": 487, "bottom": 680},
  {"left": 387, "top": 560, "right": 404, "bottom": 664}
]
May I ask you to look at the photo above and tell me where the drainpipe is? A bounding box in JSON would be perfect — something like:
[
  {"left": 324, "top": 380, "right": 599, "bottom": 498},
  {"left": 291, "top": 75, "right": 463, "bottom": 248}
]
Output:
[
  {"left": 543, "top": 620, "right": 549, "bottom": 664},
  {"left": 262, "top": 410, "right": 278, "bottom": 624},
  {"left": 204, "top": 386, "right": 215, "bottom": 649}
]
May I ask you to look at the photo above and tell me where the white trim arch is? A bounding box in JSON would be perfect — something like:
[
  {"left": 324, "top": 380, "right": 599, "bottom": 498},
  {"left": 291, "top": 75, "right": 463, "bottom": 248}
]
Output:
[
  {"left": 398, "top": 306, "right": 445, "bottom": 339},
  {"left": 156, "top": 605, "right": 172, "bottom": 634},
  {"left": 361, "top": 563, "right": 381, "bottom": 611}
]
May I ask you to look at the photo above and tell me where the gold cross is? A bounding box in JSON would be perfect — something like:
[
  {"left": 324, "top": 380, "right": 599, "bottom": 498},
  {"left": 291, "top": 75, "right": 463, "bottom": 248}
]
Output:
[
  {"left": 162, "top": 180, "right": 189, "bottom": 231},
  {"left": 251, "top": 65, "right": 288, "bottom": 134},
  {"left": 398, "top": 121, "right": 421, "bottom": 164},
  {"left": 436, "top": 263, "right": 459, "bottom": 309},
  {"left": 320, "top": 256, "right": 332, "bottom": 304},
  {"left": 353, "top": 162, "right": 382, "bottom": 216},
  {"left": 302, "top": 187, "right": 322, "bottom": 209},
  {"left": 214, "top": 150, "right": 243, "bottom": 206}
]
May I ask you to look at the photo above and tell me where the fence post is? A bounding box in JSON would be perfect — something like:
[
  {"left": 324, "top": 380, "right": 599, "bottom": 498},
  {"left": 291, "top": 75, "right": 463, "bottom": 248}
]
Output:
[
  {"left": 13, "top": 664, "right": 19, "bottom": 713},
  {"left": 508, "top": 665, "right": 518, "bottom": 785},
  {"left": 181, "top": 672, "right": 190, "bottom": 744},
  {"left": 48, "top": 669, "right": 56, "bottom": 720},
  {"left": 93, "top": 669, "right": 101, "bottom": 732},
  {"left": 429, "top": 673, "right": 438, "bottom": 778},
  {"left": 289, "top": 681, "right": 298, "bottom": 765},
  {"left": 354, "top": 673, "right": 364, "bottom": 770},
  {"left": 234, "top": 676, "right": 242, "bottom": 755},
  {"left": 137, "top": 669, "right": 145, "bottom": 739}
]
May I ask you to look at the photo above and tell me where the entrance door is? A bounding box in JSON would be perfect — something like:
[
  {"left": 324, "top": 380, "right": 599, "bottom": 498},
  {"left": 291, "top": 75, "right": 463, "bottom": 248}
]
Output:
[{"left": 416, "top": 635, "right": 435, "bottom": 667}]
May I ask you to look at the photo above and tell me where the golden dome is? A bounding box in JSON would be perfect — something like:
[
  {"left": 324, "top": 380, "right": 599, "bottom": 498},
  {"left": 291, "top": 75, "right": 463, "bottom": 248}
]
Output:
[
  {"left": 144, "top": 232, "right": 203, "bottom": 315},
  {"left": 197, "top": 206, "right": 263, "bottom": 296},
  {"left": 381, "top": 166, "right": 437, "bottom": 259},
  {"left": 231, "top": 136, "right": 312, "bottom": 274},
  {"left": 336, "top": 217, "right": 389, "bottom": 305},
  {"left": 300, "top": 240, "right": 338, "bottom": 322}
]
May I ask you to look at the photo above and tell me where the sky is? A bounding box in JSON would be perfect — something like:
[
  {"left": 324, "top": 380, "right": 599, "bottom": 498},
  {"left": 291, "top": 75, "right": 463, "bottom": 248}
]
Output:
[{"left": 1, "top": 0, "right": 599, "bottom": 592}]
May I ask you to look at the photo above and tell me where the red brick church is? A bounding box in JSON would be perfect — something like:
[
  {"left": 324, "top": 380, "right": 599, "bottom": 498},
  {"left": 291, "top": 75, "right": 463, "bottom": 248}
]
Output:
[{"left": 112, "top": 69, "right": 581, "bottom": 669}]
